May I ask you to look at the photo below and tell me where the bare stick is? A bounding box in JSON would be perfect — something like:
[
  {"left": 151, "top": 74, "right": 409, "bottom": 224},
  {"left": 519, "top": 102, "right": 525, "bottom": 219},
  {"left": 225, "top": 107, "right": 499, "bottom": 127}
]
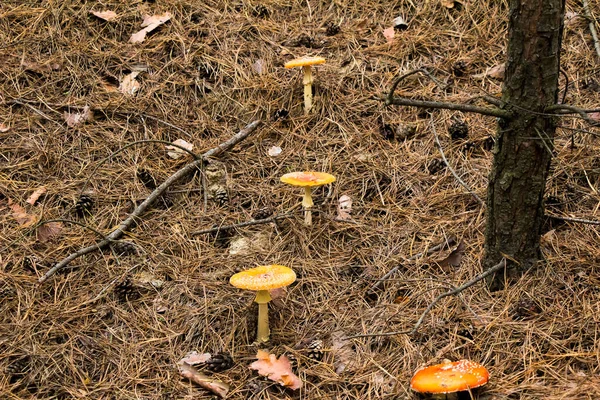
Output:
[
  {"left": 384, "top": 95, "right": 512, "bottom": 119},
  {"left": 39, "top": 120, "right": 261, "bottom": 283},
  {"left": 545, "top": 104, "right": 598, "bottom": 125},
  {"left": 190, "top": 213, "right": 295, "bottom": 236},
  {"left": 347, "top": 259, "right": 507, "bottom": 339},
  {"left": 546, "top": 214, "right": 600, "bottom": 226},
  {"left": 583, "top": 0, "right": 600, "bottom": 59},
  {"left": 367, "top": 237, "right": 457, "bottom": 293},
  {"left": 431, "top": 120, "right": 485, "bottom": 206}
]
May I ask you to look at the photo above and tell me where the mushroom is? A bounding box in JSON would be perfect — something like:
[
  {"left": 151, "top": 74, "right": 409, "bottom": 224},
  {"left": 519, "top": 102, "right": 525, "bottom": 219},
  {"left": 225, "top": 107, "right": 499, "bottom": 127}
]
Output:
[
  {"left": 230, "top": 265, "right": 296, "bottom": 343},
  {"left": 284, "top": 56, "right": 326, "bottom": 113},
  {"left": 280, "top": 171, "right": 336, "bottom": 225},
  {"left": 410, "top": 359, "right": 489, "bottom": 399}
]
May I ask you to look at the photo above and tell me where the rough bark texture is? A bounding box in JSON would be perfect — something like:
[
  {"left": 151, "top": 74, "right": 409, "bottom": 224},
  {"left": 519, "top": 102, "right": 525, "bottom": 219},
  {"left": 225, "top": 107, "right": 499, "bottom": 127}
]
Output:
[{"left": 483, "top": 0, "right": 565, "bottom": 289}]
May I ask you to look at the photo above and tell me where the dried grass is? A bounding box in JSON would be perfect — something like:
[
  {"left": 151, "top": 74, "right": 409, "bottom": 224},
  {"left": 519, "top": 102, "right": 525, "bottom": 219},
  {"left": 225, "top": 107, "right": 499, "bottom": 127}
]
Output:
[{"left": 1, "top": 0, "right": 600, "bottom": 398}]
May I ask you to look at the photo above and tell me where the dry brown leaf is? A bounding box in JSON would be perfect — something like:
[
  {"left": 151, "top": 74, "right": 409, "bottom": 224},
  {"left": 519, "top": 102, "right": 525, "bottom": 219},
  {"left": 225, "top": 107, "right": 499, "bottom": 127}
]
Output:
[
  {"left": 90, "top": 10, "right": 118, "bottom": 21},
  {"left": 336, "top": 195, "right": 353, "bottom": 221},
  {"left": 64, "top": 106, "right": 93, "bottom": 127},
  {"left": 178, "top": 362, "right": 229, "bottom": 398},
  {"left": 267, "top": 146, "right": 282, "bottom": 157},
  {"left": 441, "top": 0, "right": 456, "bottom": 8},
  {"left": 472, "top": 63, "right": 505, "bottom": 80},
  {"left": 166, "top": 139, "right": 194, "bottom": 159},
  {"left": 383, "top": 27, "right": 395, "bottom": 43},
  {"left": 0, "top": 123, "right": 10, "bottom": 132},
  {"left": 130, "top": 12, "right": 172, "bottom": 43},
  {"left": 37, "top": 221, "right": 62, "bottom": 243},
  {"left": 8, "top": 199, "right": 37, "bottom": 227},
  {"left": 21, "top": 60, "right": 61, "bottom": 74},
  {"left": 119, "top": 72, "right": 140, "bottom": 95},
  {"left": 331, "top": 330, "right": 356, "bottom": 374},
  {"left": 180, "top": 352, "right": 212, "bottom": 366},
  {"left": 249, "top": 350, "right": 302, "bottom": 390},
  {"left": 437, "top": 241, "right": 465, "bottom": 270},
  {"left": 253, "top": 59, "right": 266, "bottom": 74},
  {"left": 26, "top": 187, "right": 47, "bottom": 205}
]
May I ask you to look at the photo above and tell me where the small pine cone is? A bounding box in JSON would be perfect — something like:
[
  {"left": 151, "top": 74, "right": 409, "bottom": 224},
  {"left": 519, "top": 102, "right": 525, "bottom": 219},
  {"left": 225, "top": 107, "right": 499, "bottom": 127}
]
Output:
[
  {"left": 206, "top": 352, "right": 233, "bottom": 372},
  {"left": 512, "top": 299, "right": 541, "bottom": 320},
  {"left": 448, "top": 119, "right": 469, "bottom": 140},
  {"left": 114, "top": 276, "right": 138, "bottom": 301},
  {"left": 75, "top": 194, "right": 94, "bottom": 217},
  {"left": 286, "top": 353, "right": 299, "bottom": 372},
  {"left": 208, "top": 225, "right": 233, "bottom": 248},
  {"left": 137, "top": 169, "right": 157, "bottom": 189},
  {"left": 252, "top": 4, "right": 269, "bottom": 17},
  {"left": 452, "top": 60, "right": 468, "bottom": 77},
  {"left": 427, "top": 158, "right": 446, "bottom": 175},
  {"left": 252, "top": 206, "right": 273, "bottom": 220},
  {"left": 156, "top": 193, "right": 175, "bottom": 209},
  {"left": 214, "top": 187, "right": 228, "bottom": 206},
  {"left": 306, "top": 339, "right": 324, "bottom": 362},
  {"left": 244, "top": 380, "right": 266, "bottom": 397},
  {"left": 273, "top": 108, "right": 289, "bottom": 121},
  {"left": 325, "top": 21, "right": 340, "bottom": 36},
  {"left": 6, "top": 358, "right": 30, "bottom": 377},
  {"left": 111, "top": 241, "right": 138, "bottom": 256},
  {"left": 379, "top": 123, "right": 394, "bottom": 141},
  {"left": 22, "top": 255, "right": 45, "bottom": 273},
  {"left": 0, "top": 284, "right": 16, "bottom": 299}
]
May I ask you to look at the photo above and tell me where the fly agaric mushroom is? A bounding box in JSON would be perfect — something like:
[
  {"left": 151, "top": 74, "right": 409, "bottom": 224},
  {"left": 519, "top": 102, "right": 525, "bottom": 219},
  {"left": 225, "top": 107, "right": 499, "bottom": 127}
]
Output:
[
  {"left": 284, "top": 56, "right": 326, "bottom": 113},
  {"left": 230, "top": 265, "right": 296, "bottom": 343},
  {"left": 410, "top": 359, "right": 489, "bottom": 399},
  {"left": 280, "top": 171, "right": 336, "bottom": 225}
]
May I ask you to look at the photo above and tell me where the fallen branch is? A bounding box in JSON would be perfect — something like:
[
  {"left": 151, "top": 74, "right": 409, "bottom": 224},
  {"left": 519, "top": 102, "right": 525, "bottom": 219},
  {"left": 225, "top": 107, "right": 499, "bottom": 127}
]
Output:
[
  {"left": 367, "top": 237, "right": 457, "bottom": 293},
  {"left": 583, "top": 0, "right": 600, "bottom": 59},
  {"left": 347, "top": 258, "right": 507, "bottom": 339},
  {"left": 39, "top": 120, "right": 261, "bottom": 283},
  {"left": 546, "top": 214, "right": 600, "bottom": 226},
  {"left": 191, "top": 213, "right": 295, "bottom": 236}
]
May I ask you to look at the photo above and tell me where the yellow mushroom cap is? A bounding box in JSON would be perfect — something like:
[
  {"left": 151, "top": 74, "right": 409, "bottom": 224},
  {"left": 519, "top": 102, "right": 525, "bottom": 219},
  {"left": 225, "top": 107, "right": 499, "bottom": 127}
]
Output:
[
  {"left": 284, "top": 56, "right": 326, "bottom": 69},
  {"left": 410, "top": 359, "right": 489, "bottom": 394},
  {"left": 230, "top": 265, "right": 296, "bottom": 291},
  {"left": 280, "top": 171, "right": 336, "bottom": 187}
]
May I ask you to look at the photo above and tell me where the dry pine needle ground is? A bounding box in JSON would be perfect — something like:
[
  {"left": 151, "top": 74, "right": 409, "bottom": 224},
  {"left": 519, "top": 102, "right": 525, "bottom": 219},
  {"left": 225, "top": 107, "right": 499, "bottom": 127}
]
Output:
[{"left": 1, "top": 0, "right": 600, "bottom": 399}]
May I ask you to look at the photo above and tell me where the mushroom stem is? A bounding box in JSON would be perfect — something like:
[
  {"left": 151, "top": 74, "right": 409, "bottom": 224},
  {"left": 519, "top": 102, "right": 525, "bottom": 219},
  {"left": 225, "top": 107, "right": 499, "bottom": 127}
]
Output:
[
  {"left": 302, "top": 186, "right": 313, "bottom": 225},
  {"left": 254, "top": 290, "right": 272, "bottom": 342},
  {"left": 302, "top": 65, "right": 313, "bottom": 114}
]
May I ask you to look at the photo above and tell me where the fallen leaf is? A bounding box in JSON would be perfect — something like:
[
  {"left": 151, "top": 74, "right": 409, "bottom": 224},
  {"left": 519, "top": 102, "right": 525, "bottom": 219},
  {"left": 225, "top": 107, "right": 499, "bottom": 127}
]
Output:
[
  {"left": 331, "top": 330, "right": 356, "bottom": 374},
  {"left": 37, "top": 221, "right": 62, "bottom": 242},
  {"left": 589, "top": 111, "right": 600, "bottom": 124},
  {"left": 0, "top": 123, "right": 10, "bottom": 132},
  {"left": 336, "top": 195, "right": 353, "bottom": 221},
  {"left": 437, "top": 241, "right": 465, "bottom": 270},
  {"left": 91, "top": 10, "right": 118, "bottom": 21},
  {"left": 166, "top": 139, "right": 194, "bottom": 159},
  {"left": 119, "top": 72, "right": 140, "bottom": 95},
  {"left": 267, "top": 146, "right": 282, "bottom": 157},
  {"left": 253, "top": 59, "right": 266, "bottom": 75},
  {"left": 564, "top": 11, "right": 585, "bottom": 28},
  {"left": 249, "top": 350, "right": 302, "bottom": 390},
  {"left": 130, "top": 12, "right": 172, "bottom": 43},
  {"left": 383, "top": 27, "right": 395, "bottom": 43},
  {"left": 441, "top": 0, "right": 456, "bottom": 8},
  {"left": 8, "top": 199, "right": 37, "bottom": 227},
  {"left": 178, "top": 362, "right": 229, "bottom": 398},
  {"left": 26, "top": 187, "right": 47, "bottom": 205},
  {"left": 64, "top": 106, "right": 93, "bottom": 127},
  {"left": 472, "top": 63, "right": 505, "bottom": 80},
  {"left": 180, "top": 352, "right": 212, "bottom": 366},
  {"left": 21, "top": 60, "right": 61, "bottom": 74}
]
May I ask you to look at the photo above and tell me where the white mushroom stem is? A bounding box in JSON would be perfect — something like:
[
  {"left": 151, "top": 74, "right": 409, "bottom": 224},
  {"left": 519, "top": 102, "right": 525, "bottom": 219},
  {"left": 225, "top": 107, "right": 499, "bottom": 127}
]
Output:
[
  {"left": 301, "top": 186, "right": 314, "bottom": 225},
  {"left": 254, "top": 290, "right": 272, "bottom": 343},
  {"left": 302, "top": 66, "right": 314, "bottom": 114}
]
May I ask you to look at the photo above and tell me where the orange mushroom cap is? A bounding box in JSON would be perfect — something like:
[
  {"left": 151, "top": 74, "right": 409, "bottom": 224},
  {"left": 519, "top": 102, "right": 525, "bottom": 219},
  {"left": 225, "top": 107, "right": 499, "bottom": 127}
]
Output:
[
  {"left": 280, "top": 171, "right": 336, "bottom": 187},
  {"left": 230, "top": 265, "right": 296, "bottom": 291},
  {"left": 410, "top": 359, "right": 489, "bottom": 394},
  {"left": 284, "top": 56, "right": 326, "bottom": 69}
]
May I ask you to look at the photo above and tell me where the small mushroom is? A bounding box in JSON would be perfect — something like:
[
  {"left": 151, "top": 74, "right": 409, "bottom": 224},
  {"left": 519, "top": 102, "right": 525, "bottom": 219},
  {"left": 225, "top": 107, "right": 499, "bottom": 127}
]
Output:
[
  {"left": 280, "top": 171, "right": 336, "bottom": 225},
  {"left": 284, "top": 56, "right": 326, "bottom": 114},
  {"left": 410, "top": 359, "right": 489, "bottom": 399},
  {"left": 230, "top": 265, "right": 296, "bottom": 343}
]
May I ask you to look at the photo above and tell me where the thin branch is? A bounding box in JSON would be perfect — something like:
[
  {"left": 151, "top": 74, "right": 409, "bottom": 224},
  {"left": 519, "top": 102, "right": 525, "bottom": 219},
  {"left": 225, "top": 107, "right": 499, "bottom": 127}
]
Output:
[
  {"left": 346, "top": 259, "right": 507, "bottom": 339},
  {"left": 191, "top": 213, "right": 294, "bottom": 236},
  {"left": 546, "top": 214, "right": 600, "bottom": 226},
  {"left": 431, "top": 120, "right": 485, "bottom": 206},
  {"left": 384, "top": 95, "right": 513, "bottom": 119},
  {"left": 583, "top": 0, "right": 600, "bottom": 59},
  {"left": 545, "top": 104, "right": 598, "bottom": 125},
  {"left": 367, "top": 237, "right": 457, "bottom": 293},
  {"left": 39, "top": 120, "right": 261, "bottom": 283}
]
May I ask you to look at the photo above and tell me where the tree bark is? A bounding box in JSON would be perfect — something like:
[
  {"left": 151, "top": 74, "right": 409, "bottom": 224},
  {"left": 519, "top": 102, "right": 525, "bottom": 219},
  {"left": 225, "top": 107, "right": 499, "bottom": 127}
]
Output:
[{"left": 483, "top": 0, "right": 565, "bottom": 289}]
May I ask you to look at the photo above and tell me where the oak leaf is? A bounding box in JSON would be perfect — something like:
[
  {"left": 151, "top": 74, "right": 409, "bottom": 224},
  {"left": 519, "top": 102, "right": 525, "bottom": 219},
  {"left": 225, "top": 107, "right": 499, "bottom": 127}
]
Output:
[
  {"left": 91, "top": 10, "right": 118, "bottom": 21},
  {"left": 26, "top": 187, "right": 47, "bottom": 205},
  {"left": 130, "top": 12, "right": 172, "bottom": 43},
  {"left": 249, "top": 350, "right": 302, "bottom": 390}
]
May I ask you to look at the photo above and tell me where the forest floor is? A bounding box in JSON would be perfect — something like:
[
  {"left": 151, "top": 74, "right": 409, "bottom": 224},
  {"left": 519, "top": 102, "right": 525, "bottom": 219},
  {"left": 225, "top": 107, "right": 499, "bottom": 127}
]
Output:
[{"left": 1, "top": 0, "right": 600, "bottom": 399}]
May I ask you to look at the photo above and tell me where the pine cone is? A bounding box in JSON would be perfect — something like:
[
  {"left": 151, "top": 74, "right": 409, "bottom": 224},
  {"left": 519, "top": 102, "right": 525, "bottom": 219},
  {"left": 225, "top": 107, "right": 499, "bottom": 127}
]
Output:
[
  {"left": 75, "top": 194, "right": 94, "bottom": 217},
  {"left": 156, "top": 193, "right": 175, "bottom": 209},
  {"left": 427, "top": 158, "right": 446, "bottom": 175},
  {"left": 286, "top": 353, "right": 299, "bottom": 372},
  {"left": 252, "top": 4, "right": 269, "bottom": 17},
  {"left": 273, "top": 108, "right": 289, "bottom": 121},
  {"left": 306, "top": 339, "right": 324, "bottom": 362},
  {"left": 111, "top": 241, "right": 138, "bottom": 256},
  {"left": 22, "top": 255, "right": 44, "bottom": 273},
  {"left": 0, "top": 284, "right": 16, "bottom": 299},
  {"left": 325, "top": 21, "right": 340, "bottom": 36},
  {"left": 114, "top": 276, "right": 138, "bottom": 301},
  {"left": 379, "top": 123, "right": 395, "bottom": 141},
  {"left": 448, "top": 119, "right": 469, "bottom": 140},
  {"left": 213, "top": 187, "right": 229, "bottom": 206},
  {"left": 206, "top": 352, "right": 233, "bottom": 372},
  {"left": 6, "top": 357, "right": 30, "bottom": 377},
  {"left": 452, "top": 60, "right": 468, "bottom": 77},
  {"left": 252, "top": 206, "right": 273, "bottom": 220},
  {"left": 512, "top": 298, "right": 541, "bottom": 320},
  {"left": 137, "top": 169, "right": 157, "bottom": 189}
]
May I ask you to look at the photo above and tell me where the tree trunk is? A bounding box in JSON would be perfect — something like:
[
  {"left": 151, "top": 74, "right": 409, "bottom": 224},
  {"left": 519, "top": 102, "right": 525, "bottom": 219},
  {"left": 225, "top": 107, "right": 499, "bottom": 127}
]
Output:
[{"left": 483, "top": 0, "right": 565, "bottom": 289}]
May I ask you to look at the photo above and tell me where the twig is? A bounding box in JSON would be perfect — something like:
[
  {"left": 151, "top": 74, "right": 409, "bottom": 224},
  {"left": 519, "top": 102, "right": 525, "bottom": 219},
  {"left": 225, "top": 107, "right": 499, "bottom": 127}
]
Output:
[
  {"left": 367, "top": 237, "right": 457, "bottom": 293},
  {"left": 431, "top": 120, "right": 485, "bottom": 205},
  {"left": 545, "top": 104, "right": 598, "bottom": 125},
  {"left": 39, "top": 120, "right": 261, "bottom": 283},
  {"left": 384, "top": 95, "right": 512, "bottom": 119},
  {"left": 190, "top": 213, "right": 294, "bottom": 236},
  {"left": 546, "top": 214, "right": 600, "bottom": 226},
  {"left": 583, "top": 0, "right": 600, "bottom": 59},
  {"left": 347, "top": 259, "right": 507, "bottom": 339}
]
